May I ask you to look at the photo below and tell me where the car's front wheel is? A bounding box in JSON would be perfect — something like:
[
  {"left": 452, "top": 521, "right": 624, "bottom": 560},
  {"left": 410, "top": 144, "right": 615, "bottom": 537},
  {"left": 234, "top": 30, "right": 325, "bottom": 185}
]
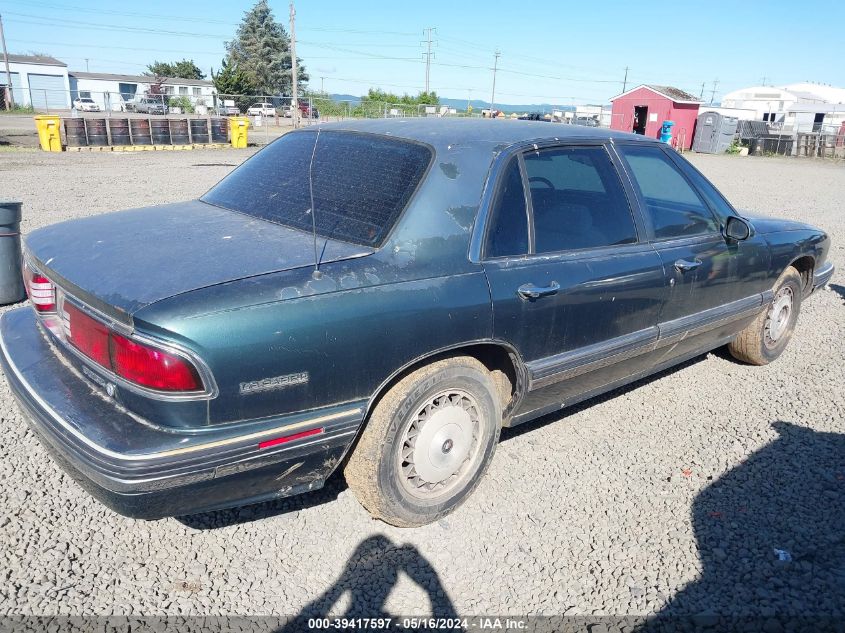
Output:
[
  {"left": 728, "top": 266, "right": 803, "bottom": 365},
  {"left": 344, "top": 356, "right": 501, "bottom": 527}
]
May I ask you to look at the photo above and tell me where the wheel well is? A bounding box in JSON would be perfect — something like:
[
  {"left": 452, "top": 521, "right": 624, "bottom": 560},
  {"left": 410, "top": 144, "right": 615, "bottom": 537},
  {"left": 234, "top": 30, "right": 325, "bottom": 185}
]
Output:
[
  {"left": 365, "top": 343, "right": 525, "bottom": 424},
  {"left": 790, "top": 256, "right": 815, "bottom": 295}
]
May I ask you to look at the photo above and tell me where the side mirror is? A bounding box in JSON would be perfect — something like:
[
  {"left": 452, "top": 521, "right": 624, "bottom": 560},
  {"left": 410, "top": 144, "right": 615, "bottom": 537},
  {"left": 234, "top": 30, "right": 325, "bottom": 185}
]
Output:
[{"left": 724, "top": 216, "right": 751, "bottom": 241}]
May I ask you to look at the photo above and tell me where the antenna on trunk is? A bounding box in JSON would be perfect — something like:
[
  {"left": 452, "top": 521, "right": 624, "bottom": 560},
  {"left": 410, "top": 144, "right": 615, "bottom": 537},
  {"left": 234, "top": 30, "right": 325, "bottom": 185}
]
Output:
[{"left": 307, "top": 126, "right": 322, "bottom": 280}]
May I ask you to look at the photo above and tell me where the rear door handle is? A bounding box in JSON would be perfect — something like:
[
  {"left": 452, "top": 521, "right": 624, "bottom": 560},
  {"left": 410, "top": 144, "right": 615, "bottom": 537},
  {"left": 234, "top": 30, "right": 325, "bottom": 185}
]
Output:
[
  {"left": 674, "top": 259, "right": 702, "bottom": 273},
  {"left": 517, "top": 281, "right": 560, "bottom": 300}
]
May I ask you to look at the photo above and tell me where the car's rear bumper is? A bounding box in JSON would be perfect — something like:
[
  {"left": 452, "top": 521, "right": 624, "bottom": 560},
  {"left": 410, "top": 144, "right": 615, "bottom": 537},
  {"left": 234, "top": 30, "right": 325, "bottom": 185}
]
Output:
[
  {"left": 0, "top": 307, "right": 365, "bottom": 519},
  {"left": 812, "top": 261, "right": 835, "bottom": 293}
]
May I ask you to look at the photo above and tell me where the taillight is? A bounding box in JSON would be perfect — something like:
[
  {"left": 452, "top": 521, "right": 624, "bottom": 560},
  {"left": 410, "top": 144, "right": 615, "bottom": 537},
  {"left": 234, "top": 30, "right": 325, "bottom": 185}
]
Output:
[
  {"left": 24, "top": 267, "right": 56, "bottom": 313},
  {"left": 110, "top": 333, "right": 201, "bottom": 392},
  {"left": 64, "top": 302, "right": 202, "bottom": 393},
  {"left": 64, "top": 302, "right": 110, "bottom": 367}
]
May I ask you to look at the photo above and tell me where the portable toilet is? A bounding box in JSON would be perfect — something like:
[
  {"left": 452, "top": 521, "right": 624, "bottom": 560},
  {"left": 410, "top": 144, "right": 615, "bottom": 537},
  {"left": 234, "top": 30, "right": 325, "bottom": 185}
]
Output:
[{"left": 693, "top": 111, "right": 739, "bottom": 154}]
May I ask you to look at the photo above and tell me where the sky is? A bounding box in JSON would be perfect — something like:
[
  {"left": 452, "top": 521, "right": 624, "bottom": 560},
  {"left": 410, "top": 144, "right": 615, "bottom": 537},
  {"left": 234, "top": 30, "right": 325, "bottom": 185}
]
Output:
[{"left": 3, "top": 0, "right": 845, "bottom": 107}]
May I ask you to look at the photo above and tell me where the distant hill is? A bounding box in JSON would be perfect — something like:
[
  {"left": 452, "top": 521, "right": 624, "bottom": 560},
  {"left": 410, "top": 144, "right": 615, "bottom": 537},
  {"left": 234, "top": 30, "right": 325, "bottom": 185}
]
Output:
[{"left": 327, "top": 93, "right": 600, "bottom": 114}]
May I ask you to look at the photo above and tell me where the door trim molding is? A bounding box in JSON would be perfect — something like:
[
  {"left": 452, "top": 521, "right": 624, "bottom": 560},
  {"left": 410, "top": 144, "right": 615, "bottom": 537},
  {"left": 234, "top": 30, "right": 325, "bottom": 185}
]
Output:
[{"left": 526, "top": 291, "right": 772, "bottom": 391}]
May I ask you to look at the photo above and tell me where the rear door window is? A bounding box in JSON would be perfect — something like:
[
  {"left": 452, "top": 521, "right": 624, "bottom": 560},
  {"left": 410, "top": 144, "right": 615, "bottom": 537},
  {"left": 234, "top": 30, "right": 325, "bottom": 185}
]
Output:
[
  {"left": 523, "top": 145, "right": 638, "bottom": 253},
  {"left": 202, "top": 131, "right": 432, "bottom": 247},
  {"left": 485, "top": 157, "right": 529, "bottom": 258},
  {"left": 618, "top": 145, "right": 719, "bottom": 239}
]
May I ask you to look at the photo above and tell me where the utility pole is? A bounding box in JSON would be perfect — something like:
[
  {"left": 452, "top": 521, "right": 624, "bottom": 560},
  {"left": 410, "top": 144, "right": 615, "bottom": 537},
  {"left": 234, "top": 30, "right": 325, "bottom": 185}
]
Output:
[
  {"left": 709, "top": 78, "right": 719, "bottom": 105},
  {"left": 85, "top": 58, "right": 89, "bottom": 72},
  {"left": 622, "top": 66, "right": 629, "bottom": 92},
  {"left": 289, "top": 1, "right": 298, "bottom": 128},
  {"left": 422, "top": 27, "right": 436, "bottom": 94},
  {"left": 320, "top": 76, "right": 325, "bottom": 93},
  {"left": 0, "top": 14, "right": 14, "bottom": 110},
  {"left": 699, "top": 81, "right": 705, "bottom": 100},
  {"left": 490, "top": 50, "right": 500, "bottom": 116},
  {"left": 467, "top": 89, "right": 472, "bottom": 111}
]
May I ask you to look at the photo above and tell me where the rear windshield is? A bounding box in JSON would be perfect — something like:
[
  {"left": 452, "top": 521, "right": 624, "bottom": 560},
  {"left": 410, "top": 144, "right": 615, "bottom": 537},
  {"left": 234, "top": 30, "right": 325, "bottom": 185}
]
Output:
[{"left": 201, "top": 130, "right": 432, "bottom": 247}]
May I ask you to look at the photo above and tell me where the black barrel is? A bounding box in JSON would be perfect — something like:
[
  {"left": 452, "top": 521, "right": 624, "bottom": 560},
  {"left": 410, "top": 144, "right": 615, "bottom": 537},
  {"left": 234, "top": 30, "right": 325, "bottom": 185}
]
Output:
[
  {"left": 130, "top": 118, "right": 152, "bottom": 145},
  {"left": 150, "top": 119, "right": 171, "bottom": 145},
  {"left": 170, "top": 119, "right": 189, "bottom": 145},
  {"left": 64, "top": 118, "right": 87, "bottom": 147},
  {"left": 0, "top": 201, "right": 26, "bottom": 305},
  {"left": 108, "top": 118, "right": 131, "bottom": 146},
  {"left": 189, "top": 118, "right": 210, "bottom": 144},
  {"left": 210, "top": 117, "right": 228, "bottom": 142},
  {"left": 85, "top": 118, "right": 108, "bottom": 146}
]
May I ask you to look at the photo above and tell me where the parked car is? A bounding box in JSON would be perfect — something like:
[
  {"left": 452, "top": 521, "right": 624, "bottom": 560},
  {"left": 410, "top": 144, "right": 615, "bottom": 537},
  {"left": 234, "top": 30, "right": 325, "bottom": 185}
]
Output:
[
  {"left": 246, "top": 102, "right": 276, "bottom": 117},
  {"left": 1, "top": 120, "right": 833, "bottom": 526},
  {"left": 72, "top": 97, "right": 100, "bottom": 112},
  {"left": 216, "top": 104, "right": 240, "bottom": 116},
  {"left": 298, "top": 102, "right": 319, "bottom": 119},
  {"left": 134, "top": 98, "right": 168, "bottom": 115},
  {"left": 571, "top": 116, "right": 600, "bottom": 127}
]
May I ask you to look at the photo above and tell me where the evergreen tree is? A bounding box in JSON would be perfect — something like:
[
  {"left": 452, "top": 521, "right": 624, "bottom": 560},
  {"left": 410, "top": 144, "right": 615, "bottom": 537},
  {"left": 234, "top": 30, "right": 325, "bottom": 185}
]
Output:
[
  {"left": 225, "top": 0, "right": 307, "bottom": 96},
  {"left": 145, "top": 60, "right": 205, "bottom": 80}
]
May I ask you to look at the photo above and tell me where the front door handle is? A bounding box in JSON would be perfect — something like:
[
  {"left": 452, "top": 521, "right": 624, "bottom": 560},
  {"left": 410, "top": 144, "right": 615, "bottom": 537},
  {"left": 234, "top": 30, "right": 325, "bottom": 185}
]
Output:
[
  {"left": 674, "top": 259, "right": 702, "bottom": 273},
  {"left": 517, "top": 281, "right": 560, "bottom": 300}
]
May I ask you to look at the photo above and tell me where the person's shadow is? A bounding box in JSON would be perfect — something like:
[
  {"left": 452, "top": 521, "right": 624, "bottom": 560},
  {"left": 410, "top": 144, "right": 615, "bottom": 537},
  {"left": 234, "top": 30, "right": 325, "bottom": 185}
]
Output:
[
  {"left": 828, "top": 283, "right": 845, "bottom": 306},
  {"left": 641, "top": 421, "right": 845, "bottom": 632},
  {"left": 275, "top": 534, "right": 458, "bottom": 632}
]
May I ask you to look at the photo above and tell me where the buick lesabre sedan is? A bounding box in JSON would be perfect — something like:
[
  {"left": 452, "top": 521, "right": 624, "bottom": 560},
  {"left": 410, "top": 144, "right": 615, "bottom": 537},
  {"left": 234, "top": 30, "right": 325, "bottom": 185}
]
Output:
[{"left": 0, "top": 120, "right": 834, "bottom": 527}]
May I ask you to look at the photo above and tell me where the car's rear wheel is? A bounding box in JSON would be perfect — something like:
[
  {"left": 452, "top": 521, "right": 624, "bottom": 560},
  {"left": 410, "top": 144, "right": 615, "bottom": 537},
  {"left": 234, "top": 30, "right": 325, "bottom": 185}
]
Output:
[
  {"left": 344, "top": 356, "right": 501, "bottom": 527},
  {"left": 728, "top": 266, "right": 803, "bottom": 365}
]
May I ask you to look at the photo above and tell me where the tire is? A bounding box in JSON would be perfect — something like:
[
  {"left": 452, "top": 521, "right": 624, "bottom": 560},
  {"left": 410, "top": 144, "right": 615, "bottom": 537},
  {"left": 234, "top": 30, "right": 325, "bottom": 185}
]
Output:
[
  {"left": 344, "top": 356, "right": 501, "bottom": 527},
  {"left": 728, "top": 266, "right": 803, "bottom": 365}
]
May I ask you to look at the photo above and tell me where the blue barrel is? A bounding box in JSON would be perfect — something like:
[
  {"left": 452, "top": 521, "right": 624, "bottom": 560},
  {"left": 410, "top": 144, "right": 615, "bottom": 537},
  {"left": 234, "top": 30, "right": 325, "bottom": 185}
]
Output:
[
  {"left": 0, "top": 201, "right": 26, "bottom": 305},
  {"left": 660, "top": 120, "right": 675, "bottom": 144}
]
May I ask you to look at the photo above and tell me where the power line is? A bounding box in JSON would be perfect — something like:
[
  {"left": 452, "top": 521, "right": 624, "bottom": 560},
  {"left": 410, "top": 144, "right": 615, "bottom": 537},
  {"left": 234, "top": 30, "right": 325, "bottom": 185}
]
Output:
[
  {"left": 710, "top": 78, "right": 719, "bottom": 105},
  {"left": 421, "top": 26, "right": 435, "bottom": 94},
  {"left": 490, "top": 50, "right": 500, "bottom": 112}
]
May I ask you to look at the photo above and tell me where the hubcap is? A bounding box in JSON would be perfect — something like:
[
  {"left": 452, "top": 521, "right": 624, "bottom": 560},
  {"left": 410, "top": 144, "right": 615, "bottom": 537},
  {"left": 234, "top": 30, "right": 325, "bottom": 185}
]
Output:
[
  {"left": 765, "top": 286, "right": 793, "bottom": 346},
  {"left": 398, "top": 390, "right": 481, "bottom": 499}
]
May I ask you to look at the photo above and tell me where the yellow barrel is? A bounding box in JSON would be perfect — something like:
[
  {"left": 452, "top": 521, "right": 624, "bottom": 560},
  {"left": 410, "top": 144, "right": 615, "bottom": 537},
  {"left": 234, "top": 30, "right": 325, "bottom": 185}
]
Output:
[
  {"left": 34, "top": 115, "right": 63, "bottom": 152},
  {"left": 229, "top": 116, "right": 249, "bottom": 148}
]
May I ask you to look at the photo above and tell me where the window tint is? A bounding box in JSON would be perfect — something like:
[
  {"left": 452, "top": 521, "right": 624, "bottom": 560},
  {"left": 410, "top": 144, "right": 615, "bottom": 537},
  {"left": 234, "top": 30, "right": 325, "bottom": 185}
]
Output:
[
  {"left": 202, "top": 131, "right": 432, "bottom": 247},
  {"left": 672, "top": 155, "right": 736, "bottom": 222},
  {"left": 485, "top": 157, "right": 529, "bottom": 258},
  {"left": 618, "top": 145, "right": 719, "bottom": 239},
  {"left": 523, "top": 146, "right": 637, "bottom": 253}
]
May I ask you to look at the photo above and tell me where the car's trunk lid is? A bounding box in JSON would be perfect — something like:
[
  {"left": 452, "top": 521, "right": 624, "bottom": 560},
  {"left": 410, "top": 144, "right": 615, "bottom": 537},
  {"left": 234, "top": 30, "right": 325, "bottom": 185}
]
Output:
[{"left": 25, "top": 200, "right": 373, "bottom": 324}]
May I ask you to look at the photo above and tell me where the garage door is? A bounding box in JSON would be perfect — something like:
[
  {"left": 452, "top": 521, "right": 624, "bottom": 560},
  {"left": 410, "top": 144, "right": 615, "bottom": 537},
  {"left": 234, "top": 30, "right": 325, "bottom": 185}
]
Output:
[
  {"left": 28, "top": 74, "right": 68, "bottom": 110},
  {"left": 2, "top": 72, "right": 23, "bottom": 105}
]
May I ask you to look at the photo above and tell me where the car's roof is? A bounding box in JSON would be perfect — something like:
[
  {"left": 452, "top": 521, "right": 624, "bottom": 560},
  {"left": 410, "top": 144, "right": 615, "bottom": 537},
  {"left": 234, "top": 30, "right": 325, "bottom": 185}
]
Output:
[{"left": 313, "top": 117, "right": 659, "bottom": 153}]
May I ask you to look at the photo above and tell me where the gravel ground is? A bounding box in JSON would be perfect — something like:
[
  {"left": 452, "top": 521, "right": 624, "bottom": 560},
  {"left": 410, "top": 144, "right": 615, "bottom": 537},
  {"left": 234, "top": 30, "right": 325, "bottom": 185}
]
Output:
[{"left": 0, "top": 148, "right": 843, "bottom": 626}]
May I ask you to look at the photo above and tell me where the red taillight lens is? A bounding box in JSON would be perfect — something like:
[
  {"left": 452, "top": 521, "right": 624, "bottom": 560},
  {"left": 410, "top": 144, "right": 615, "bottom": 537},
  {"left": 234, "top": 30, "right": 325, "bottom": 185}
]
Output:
[
  {"left": 25, "top": 270, "right": 56, "bottom": 313},
  {"left": 64, "top": 302, "right": 203, "bottom": 393},
  {"left": 64, "top": 302, "right": 110, "bottom": 367},
  {"left": 110, "top": 333, "right": 202, "bottom": 392}
]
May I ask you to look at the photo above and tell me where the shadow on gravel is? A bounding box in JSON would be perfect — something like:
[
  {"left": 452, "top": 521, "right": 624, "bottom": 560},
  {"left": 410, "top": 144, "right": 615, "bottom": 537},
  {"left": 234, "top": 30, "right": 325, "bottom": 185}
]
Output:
[
  {"left": 274, "top": 534, "right": 457, "bottom": 632},
  {"left": 828, "top": 284, "right": 845, "bottom": 305},
  {"left": 176, "top": 475, "right": 348, "bottom": 530},
  {"left": 500, "top": 354, "right": 708, "bottom": 443},
  {"left": 640, "top": 421, "right": 845, "bottom": 632}
]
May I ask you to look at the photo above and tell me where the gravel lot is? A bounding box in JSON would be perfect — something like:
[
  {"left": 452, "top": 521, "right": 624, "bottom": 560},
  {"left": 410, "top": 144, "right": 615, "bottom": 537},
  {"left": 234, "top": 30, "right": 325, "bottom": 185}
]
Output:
[{"left": 0, "top": 147, "right": 843, "bottom": 626}]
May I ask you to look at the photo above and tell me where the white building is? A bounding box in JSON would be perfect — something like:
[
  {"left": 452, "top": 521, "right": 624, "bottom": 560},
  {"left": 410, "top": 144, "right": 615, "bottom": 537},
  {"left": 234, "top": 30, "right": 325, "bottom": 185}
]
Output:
[
  {"left": 0, "top": 54, "right": 71, "bottom": 109},
  {"left": 721, "top": 83, "right": 845, "bottom": 131},
  {"left": 68, "top": 72, "right": 217, "bottom": 111}
]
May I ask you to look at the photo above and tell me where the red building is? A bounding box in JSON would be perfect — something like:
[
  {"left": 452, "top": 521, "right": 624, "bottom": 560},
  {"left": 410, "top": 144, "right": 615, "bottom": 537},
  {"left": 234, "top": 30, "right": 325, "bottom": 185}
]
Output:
[{"left": 609, "top": 85, "right": 701, "bottom": 150}]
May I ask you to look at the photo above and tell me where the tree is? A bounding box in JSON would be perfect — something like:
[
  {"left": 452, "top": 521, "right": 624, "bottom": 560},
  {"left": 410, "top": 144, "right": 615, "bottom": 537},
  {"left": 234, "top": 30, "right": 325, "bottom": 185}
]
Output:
[
  {"left": 211, "top": 58, "right": 255, "bottom": 110},
  {"left": 225, "top": 0, "right": 307, "bottom": 96},
  {"left": 144, "top": 59, "right": 205, "bottom": 80}
]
